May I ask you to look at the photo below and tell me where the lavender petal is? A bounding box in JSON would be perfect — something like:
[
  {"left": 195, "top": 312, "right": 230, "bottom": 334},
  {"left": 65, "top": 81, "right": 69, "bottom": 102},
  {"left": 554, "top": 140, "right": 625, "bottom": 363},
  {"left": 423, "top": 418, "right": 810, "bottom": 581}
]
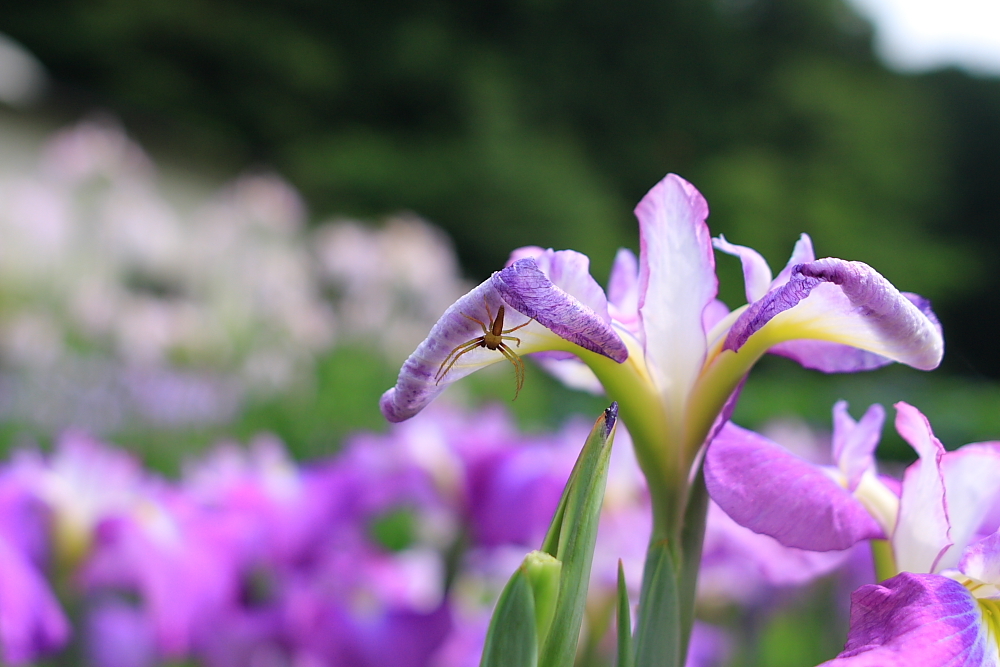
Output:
[
  {"left": 705, "top": 423, "right": 884, "bottom": 551},
  {"left": 832, "top": 402, "right": 885, "bottom": 492}
]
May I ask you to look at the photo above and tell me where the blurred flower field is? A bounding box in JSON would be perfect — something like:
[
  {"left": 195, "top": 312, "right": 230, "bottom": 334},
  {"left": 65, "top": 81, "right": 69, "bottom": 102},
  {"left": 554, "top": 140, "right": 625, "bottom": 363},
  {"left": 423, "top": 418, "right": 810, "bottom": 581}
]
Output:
[{"left": 0, "top": 116, "right": 999, "bottom": 667}]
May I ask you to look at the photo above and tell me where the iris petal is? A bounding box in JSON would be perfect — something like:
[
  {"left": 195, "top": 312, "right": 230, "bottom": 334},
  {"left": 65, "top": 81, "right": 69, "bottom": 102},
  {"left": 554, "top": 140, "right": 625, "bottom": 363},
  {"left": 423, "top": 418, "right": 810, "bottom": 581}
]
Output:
[
  {"left": 893, "top": 402, "right": 951, "bottom": 574},
  {"left": 381, "top": 259, "right": 626, "bottom": 423},
  {"left": 725, "top": 259, "right": 944, "bottom": 373},
  {"left": 822, "top": 573, "right": 997, "bottom": 667},
  {"left": 633, "top": 174, "right": 717, "bottom": 407},
  {"left": 705, "top": 423, "right": 884, "bottom": 551}
]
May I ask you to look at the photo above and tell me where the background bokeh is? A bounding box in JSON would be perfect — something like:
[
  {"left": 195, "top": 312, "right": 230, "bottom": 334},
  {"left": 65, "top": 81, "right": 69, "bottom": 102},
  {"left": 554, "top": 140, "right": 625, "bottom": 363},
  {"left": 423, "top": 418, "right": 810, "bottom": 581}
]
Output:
[
  {"left": 0, "top": 2, "right": 998, "bottom": 665},
  {"left": 3, "top": 0, "right": 998, "bottom": 458}
]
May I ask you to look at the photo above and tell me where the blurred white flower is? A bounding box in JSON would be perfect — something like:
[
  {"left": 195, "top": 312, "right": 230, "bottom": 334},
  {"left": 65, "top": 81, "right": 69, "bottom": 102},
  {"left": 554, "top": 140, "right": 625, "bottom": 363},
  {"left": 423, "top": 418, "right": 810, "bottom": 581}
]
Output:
[
  {"left": 314, "top": 215, "right": 471, "bottom": 361},
  {"left": 0, "top": 121, "right": 336, "bottom": 390},
  {"left": 0, "top": 118, "right": 472, "bottom": 431}
]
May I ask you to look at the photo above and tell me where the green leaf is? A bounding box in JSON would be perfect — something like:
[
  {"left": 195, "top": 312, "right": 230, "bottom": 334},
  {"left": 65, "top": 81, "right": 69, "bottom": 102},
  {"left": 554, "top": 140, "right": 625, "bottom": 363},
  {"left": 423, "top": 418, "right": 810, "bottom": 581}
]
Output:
[
  {"left": 480, "top": 566, "right": 539, "bottom": 667},
  {"left": 633, "top": 540, "right": 680, "bottom": 667},
  {"left": 616, "top": 560, "right": 634, "bottom": 667},
  {"left": 677, "top": 463, "right": 709, "bottom": 662},
  {"left": 538, "top": 402, "right": 619, "bottom": 667}
]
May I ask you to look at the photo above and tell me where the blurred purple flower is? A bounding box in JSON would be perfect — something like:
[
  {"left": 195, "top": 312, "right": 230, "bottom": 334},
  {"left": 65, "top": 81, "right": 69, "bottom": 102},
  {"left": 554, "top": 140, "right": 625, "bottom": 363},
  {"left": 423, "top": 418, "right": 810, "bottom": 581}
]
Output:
[
  {"left": 85, "top": 599, "right": 156, "bottom": 667},
  {"left": 0, "top": 467, "right": 69, "bottom": 664}
]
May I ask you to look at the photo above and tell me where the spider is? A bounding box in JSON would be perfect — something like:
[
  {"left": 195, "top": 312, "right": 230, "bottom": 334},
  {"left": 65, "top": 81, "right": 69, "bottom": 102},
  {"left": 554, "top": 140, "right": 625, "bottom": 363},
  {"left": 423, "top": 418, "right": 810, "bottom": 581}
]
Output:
[{"left": 435, "top": 298, "right": 533, "bottom": 399}]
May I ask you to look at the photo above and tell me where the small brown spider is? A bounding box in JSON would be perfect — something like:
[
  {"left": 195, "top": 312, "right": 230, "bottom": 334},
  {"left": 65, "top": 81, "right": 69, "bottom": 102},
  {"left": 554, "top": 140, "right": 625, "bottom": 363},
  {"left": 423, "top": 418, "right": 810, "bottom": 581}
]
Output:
[{"left": 435, "top": 298, "right": 533, "bottom": 399}]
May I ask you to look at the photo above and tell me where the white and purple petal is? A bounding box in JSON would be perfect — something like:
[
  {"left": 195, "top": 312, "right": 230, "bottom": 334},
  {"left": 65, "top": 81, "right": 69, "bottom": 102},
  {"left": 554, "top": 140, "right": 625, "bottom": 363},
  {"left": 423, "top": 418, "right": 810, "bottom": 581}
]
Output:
[
  {"left": 832, "top": 402, "right": 885, "bottom": 492},
  {"left": 705, "top": 423, "right": 883, "bottom": 551},
  {"left": 822, "top": 573, "right": 997, "bottom": 667},
  {"left": 772, "top": 234, "right": 816, "bottom": 286},
  {"left": 607, "top": 247, "right": 642, "bottom": 340},
  {"left": 893, "top": 402, "right": 951, "bottom": 574},
  {"left": 960, "top": 531, "right": 1000, "bottom": 588},
  {"left": 712, "top": 235, "right": 773, "bottom": 303},
  {"left": 938, "top": 443, "right": 1000, "bottom": 570},
  {"left": 381, "top": 258, "right": 626, "bottom": 423},
  {"left": 633, "top": 174, "right": 717, "bottom": 408},
  {"left": 724, "top": 259, "right": 944, "bottom": 373}
]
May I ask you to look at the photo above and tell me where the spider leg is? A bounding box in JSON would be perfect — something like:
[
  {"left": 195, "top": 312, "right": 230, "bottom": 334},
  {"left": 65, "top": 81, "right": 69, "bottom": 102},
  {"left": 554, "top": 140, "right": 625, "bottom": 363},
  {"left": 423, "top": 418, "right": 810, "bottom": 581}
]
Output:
[
  {"left": 482, "top": 296, "right": 494, "bottom": 327},
  {"left": 501, "top": 318, "right": 533, "bottom": 335},
  {"left": 436, "top": 337, "right": 485, "bottom": 383},
  {"left": 461, "top": 312, "right": 490, "bottom": 334},
  {"left": 498, "top": 342, "right": 525, "bottom": 400},
  {"left": 500, "top": 335, "right": 522, "bottom": 348}
]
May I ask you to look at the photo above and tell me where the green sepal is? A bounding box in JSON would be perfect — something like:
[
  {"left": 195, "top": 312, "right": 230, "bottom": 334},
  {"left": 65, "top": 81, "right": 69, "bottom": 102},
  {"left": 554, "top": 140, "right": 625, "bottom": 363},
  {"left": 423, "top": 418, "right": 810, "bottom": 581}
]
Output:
[
  {"left": 480, "top": 565, "right": 539, "bottom": 667},
  {"left": 616, "top": 560, "right": 633, "bottom": 667},
  {"left": 538, "top": 402, "right": 619, "bottom": 667},
  {"left": 633, "top": 540, "right": 680, "bottom": 667}
]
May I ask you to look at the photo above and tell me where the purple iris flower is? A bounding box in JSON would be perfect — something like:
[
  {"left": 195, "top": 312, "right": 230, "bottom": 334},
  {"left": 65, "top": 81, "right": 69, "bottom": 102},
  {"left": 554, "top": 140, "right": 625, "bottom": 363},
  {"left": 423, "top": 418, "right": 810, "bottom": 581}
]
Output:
[
  {"left": 706, "top": 401, "right": 1000, "bottom": 665},
  {"left": 381, "top": 173, "right": 944, "bottom": 539}
]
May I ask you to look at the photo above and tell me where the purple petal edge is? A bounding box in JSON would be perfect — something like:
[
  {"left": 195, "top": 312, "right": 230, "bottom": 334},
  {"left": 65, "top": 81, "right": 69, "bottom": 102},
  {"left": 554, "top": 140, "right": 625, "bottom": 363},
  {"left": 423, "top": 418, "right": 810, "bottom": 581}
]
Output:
[
  {"left": 822, "top": 573, "right": 988, "bottom": 667},
  {"left": 723, "top": 259, "right": 944, "bottom": 371},
  {"left": 705, "top": 423, "right": 884, "bottom": 551},
  {"left": 380, "top": 259, "right": 626, "bottom": 423},
  {"left": 493, "top": 258, "right": 628, "bottom": 362}
]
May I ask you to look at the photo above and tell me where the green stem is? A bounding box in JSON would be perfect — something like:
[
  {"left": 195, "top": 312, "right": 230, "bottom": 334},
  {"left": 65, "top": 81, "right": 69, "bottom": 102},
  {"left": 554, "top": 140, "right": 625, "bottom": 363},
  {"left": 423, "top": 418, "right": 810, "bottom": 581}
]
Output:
[
  {"left": 871, "top": 539, "right": 897, "bottom": 582},
  {"left": 577, "top": 347, "right": 681, "bottom": 543}
]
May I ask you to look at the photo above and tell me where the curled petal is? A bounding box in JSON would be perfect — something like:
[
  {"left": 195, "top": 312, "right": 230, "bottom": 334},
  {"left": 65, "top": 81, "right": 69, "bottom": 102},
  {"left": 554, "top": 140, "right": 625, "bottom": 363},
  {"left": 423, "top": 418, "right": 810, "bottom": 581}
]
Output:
[
  {"left": 705, "top": 423, "right": 883, "bottom": 551},
  {"left": 725, "top": 259, "right": 944, "bottom": 372},
  {"left": 508, "top": 247, "right": 614, "bottom": 320},
  {"left": 893, "top": 402, "right": 951, "bottom": 574},
  {"left": 823, "top": 573, "right": 994, "bottom": 667},
  {"left": 833, "top": 402, "right": 885, "bottom": 492},
  {"left": 493, "top": 258, "right": 627, "bottom": 361},
  {"left": 381, "top": 260, "right": 625, "bottom": 423},
  {"left": 634, "top": 173, "right": 717, "bottom": 404},
  {"left": 712, "top": 235, "right": 773, "bottom": 303}
]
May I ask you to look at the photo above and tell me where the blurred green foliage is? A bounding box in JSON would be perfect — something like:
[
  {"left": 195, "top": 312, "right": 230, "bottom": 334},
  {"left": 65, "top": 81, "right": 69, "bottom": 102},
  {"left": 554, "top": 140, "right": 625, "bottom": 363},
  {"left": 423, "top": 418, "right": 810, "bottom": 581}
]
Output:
[{"left": 6, "top": 0, "right": 999, "bottom": 366}]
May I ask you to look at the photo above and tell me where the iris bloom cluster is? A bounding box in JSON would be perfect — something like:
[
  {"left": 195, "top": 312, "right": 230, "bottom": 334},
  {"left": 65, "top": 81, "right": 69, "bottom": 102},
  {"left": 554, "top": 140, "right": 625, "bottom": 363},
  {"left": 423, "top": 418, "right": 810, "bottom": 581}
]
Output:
[
  {"left": 708, "top": 401, "right": 1000, "bottom": 665},
  {"left": 0, "top": 402, "right": 878, "bottom": 667},
  {"left": 382, "top": 172, "right": 947, "bottom": 664}
]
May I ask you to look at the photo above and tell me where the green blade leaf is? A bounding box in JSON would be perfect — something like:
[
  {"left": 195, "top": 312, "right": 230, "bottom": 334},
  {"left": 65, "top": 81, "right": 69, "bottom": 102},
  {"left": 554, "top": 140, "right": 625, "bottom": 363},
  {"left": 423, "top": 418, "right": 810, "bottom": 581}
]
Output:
[
  {"left": 480, "top": 566, "right": 539, "bottom": 667},
  {"left": 677, "top": 462, "right": 709, "bottom": 663},
  {"left": 616, "top": 560, "right": 634, "bottom": 667},
  {"left": 539, "top": 402, "right": 619, "bottom": 667},
  {"left": 633, "top": 540, "right": 680, "bottom": 667}
]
